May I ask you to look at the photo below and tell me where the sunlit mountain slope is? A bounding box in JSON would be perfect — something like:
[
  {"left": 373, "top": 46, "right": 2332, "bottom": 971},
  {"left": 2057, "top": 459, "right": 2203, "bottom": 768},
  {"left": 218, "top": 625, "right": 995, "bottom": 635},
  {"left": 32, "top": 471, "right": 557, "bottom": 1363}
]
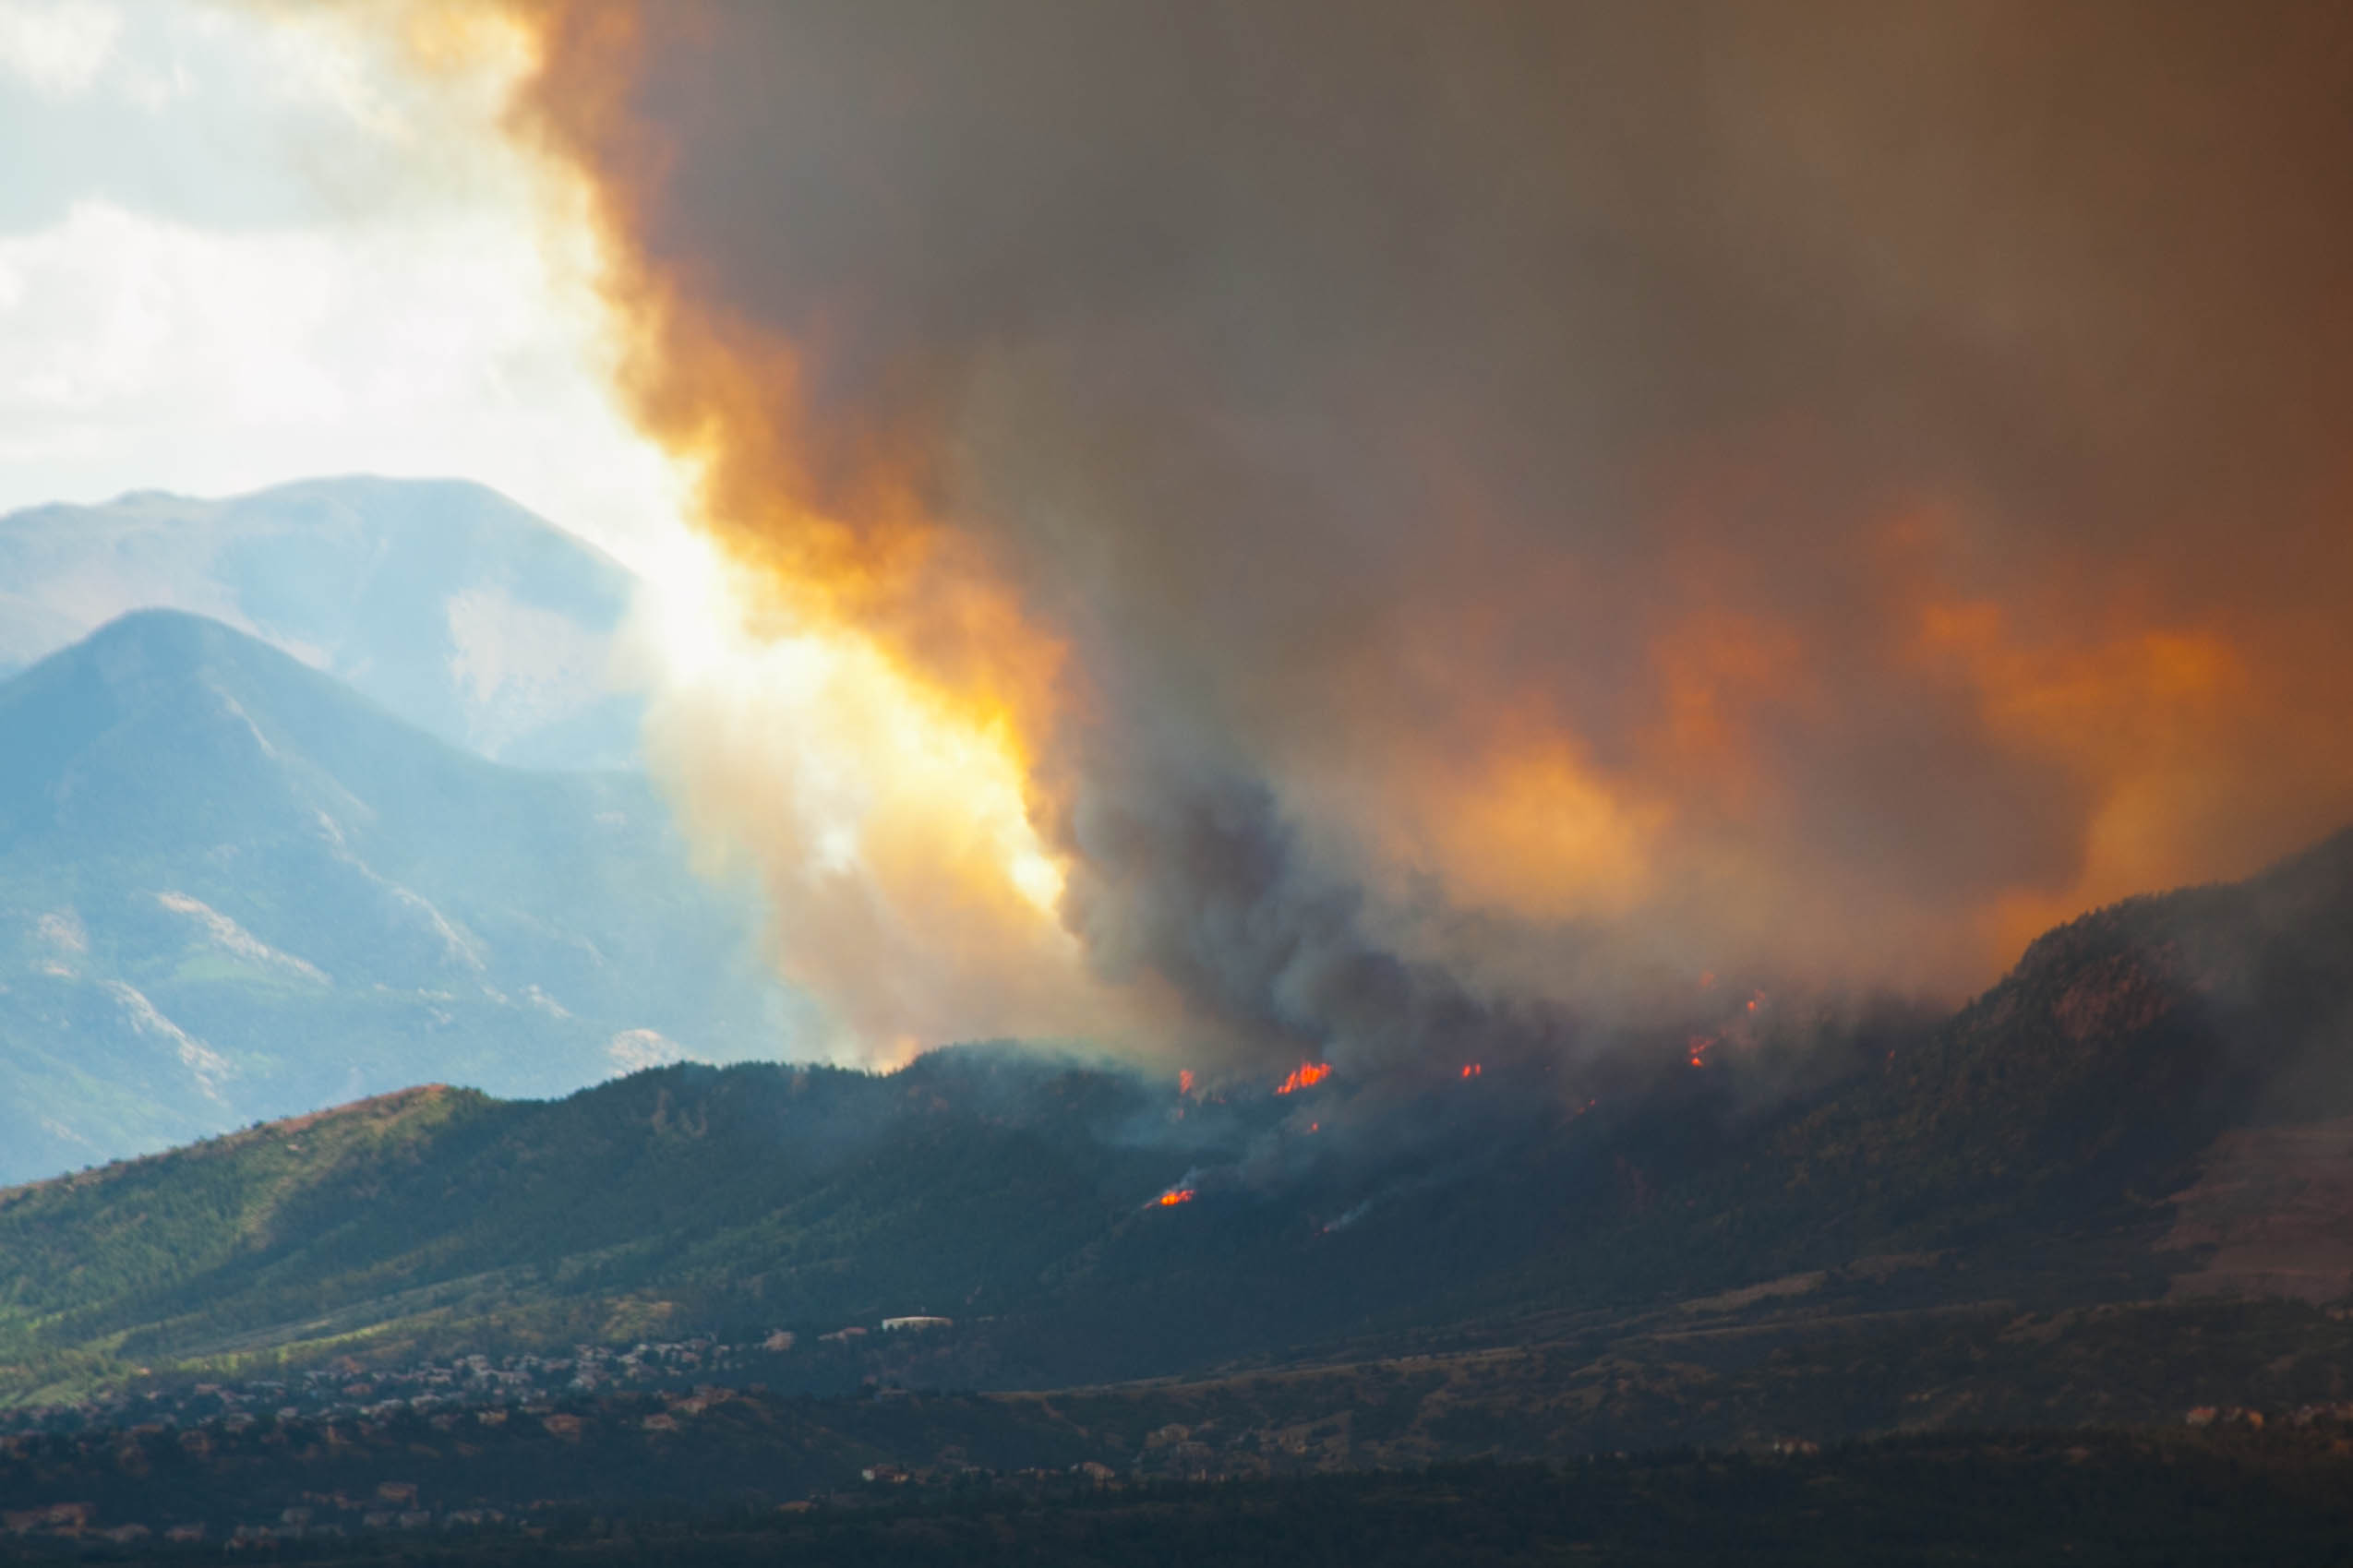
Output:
[{"left": 0, "top": 610, "right": 797, "bottom": 1181}]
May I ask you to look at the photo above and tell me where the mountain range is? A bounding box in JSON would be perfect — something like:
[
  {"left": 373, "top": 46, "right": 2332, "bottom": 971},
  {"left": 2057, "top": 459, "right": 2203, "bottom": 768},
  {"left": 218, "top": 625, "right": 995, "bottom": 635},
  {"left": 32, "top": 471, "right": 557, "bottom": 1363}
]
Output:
[
  {"left": 0, "top": 477, "right": 816, "bottom": 1182},
  {"left": 0, "top": 478, "right": 642, "bottom": 772},
  {"left": 0, "top": 473, "right": 2346, "bottom": 1500},
  {"left": 0, "top": 607, "right": 797, "bottom": 1184},
  {"left": 2, "top": 825, "right": 2346, "bottom": 1431}
]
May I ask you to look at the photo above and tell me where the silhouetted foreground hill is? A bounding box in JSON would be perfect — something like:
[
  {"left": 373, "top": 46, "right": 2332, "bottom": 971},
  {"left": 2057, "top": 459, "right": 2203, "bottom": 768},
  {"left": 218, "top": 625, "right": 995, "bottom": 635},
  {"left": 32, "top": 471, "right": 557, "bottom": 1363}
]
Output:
[
  {"left": 1, "top": 829, "right": 2347, "bottom": 1423},
  {"left": 8, "top": 1426, "right": 2353, "bottom": 1566},
  {"left": 0, "top": 610, "right": 795, "bottom": 1180}
]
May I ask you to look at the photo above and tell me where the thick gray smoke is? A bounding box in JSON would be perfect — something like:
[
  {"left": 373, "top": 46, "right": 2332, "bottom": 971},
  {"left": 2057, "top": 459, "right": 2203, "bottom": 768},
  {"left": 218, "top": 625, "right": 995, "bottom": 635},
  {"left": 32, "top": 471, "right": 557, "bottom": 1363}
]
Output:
[{"left": 510, "top": 0, "right": 2353, "bottom": 1071}]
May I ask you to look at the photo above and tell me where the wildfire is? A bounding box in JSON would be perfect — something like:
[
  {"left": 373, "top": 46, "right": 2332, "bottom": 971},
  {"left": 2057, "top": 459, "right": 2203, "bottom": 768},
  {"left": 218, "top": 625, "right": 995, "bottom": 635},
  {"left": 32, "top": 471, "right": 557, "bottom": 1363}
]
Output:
[
  {"left": 1157, "top": 1188, "right": 1195, "bottom": 1207},
  {"left": 1687, "top": 1035, "right": 1716, "bottom": 1069},
  {"left": 1273, "top": 1061, "right": 1334, "bottom": 1095},
  {"left": 1460, "top": 1062, "right": 1483, "bottom": 1079},
  {"left": 474, "top": 0, "right": 2353, "bottom": 1092},
  {"left": 1177, "top": 1069, "right": 1195, "bottom": 1096}
]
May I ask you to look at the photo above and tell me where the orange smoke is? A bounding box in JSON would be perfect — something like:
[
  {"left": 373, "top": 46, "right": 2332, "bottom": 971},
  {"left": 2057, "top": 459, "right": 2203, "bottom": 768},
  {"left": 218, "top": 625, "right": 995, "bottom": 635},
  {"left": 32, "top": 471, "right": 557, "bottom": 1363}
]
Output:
[
  {"left": 454, "top": 2, "right": 2353, "bottom": 1068},
  {"left": 466, "top": 3, "right": 1142, "bottom": 1061}
]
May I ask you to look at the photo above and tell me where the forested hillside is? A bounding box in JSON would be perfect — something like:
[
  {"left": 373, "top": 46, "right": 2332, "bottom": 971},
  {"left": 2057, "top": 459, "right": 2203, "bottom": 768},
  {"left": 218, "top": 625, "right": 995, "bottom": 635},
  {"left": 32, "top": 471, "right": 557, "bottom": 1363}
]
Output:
[{"left": 2, "top": 828, "right": 2346, "bottom": 1412}]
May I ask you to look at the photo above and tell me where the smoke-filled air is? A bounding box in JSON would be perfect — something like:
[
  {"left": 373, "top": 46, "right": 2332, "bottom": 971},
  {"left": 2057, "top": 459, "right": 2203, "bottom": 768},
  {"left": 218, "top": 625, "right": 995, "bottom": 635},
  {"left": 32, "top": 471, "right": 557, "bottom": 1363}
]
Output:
[{"left": 474, "top": 1, "right": 2353, "bottom": 1073}]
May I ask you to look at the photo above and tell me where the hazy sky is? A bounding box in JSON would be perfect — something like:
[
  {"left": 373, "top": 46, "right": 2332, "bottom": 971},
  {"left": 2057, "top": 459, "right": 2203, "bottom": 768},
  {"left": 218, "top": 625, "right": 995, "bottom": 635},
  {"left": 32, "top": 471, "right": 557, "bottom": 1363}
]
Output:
[{"left": 0, "top": 0, "right": 678, "bottom": 569}]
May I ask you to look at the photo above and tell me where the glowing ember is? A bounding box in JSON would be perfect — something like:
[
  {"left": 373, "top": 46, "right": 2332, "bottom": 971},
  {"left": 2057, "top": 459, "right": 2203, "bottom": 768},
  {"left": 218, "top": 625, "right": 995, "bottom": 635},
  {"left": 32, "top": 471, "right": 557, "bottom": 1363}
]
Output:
[
  {"left": 1157, "top": 1188, "right": 1195, "bottom": 1207},
  {"left": 1273, "top": 1061, "right": 1334, "bottom": 1095}
]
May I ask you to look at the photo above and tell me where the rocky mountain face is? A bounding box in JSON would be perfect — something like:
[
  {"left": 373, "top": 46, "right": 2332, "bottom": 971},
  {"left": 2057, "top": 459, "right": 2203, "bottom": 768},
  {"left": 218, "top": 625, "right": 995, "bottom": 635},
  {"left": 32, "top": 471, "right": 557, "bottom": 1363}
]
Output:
[
  {"left": 0, "top": 610, "right": 798, "bottom": 1182},
  {"left": 0, "top": 477, "right": 643, "bottom": 771}
]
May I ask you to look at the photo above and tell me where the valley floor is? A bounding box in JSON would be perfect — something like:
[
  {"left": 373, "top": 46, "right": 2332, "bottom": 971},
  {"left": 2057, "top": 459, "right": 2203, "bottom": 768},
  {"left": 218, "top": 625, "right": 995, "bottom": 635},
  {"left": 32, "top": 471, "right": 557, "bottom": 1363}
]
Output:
[
  {"left": 5, "top": 1294, "right": 2353, "bottom": 1561},
  {"left": 5, "top": 1430, "right": 2352, "bottom": 1566}
]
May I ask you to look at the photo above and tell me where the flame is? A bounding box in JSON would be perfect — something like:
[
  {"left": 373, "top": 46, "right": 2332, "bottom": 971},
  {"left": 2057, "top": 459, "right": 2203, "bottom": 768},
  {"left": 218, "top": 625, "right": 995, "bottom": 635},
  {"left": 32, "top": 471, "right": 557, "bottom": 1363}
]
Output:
[
  {"left": 1273, "top": 1061, "right": 1334, "bottom": 1095},
  {"left": 1460, "top": 1062, "right": 1483, "bottom": 1079},
  {"left": 1156, "top": 1188, "right": 1195, "bottom": 1207},
  {"left": 1177, "top": 1069, "right": 1195, "bottom": 1096},
  {"left": 1687, "top": 1035, "right": 1716, "bottom": 1069}
]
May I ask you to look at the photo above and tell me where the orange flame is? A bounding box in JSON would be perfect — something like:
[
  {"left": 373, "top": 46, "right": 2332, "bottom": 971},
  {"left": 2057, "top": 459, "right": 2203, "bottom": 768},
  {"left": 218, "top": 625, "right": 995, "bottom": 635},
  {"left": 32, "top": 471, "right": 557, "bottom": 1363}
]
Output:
[
  {"left": 1273, "top": 1061, "right": 1334, "bottom": 1095},
  {"left": 1177, "top": 1069, "right": 1195, "bottom": 1096},
  {"left": 1460, "top": 1062, "right": 1483, "bottom": 1079},
  {"left": 1157, "top": 1188, "right": 1195, "bottom": 1207},
  {"left": 1687, "top": 1035, "right": 1716, "bottom": 1069}
]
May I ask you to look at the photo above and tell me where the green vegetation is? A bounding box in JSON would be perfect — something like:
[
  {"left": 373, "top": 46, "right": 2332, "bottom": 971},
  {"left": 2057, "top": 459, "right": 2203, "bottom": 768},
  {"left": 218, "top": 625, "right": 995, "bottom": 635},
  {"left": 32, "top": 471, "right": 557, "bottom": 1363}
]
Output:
[{"left": 0, "top": 1053, "right": 1192, "bottom": 1402}]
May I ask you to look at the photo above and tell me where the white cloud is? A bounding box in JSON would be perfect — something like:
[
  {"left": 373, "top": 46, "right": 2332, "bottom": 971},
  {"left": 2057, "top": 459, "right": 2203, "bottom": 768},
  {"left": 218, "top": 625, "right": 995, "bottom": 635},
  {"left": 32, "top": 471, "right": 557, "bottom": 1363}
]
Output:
[
  {"left": 0, "top": 4, "right": 690, "bottom": 573},
  {"left": 0, "top": 188, "right": 680, "bottom": 571},
  {"left": 0, "top": 0, "right": 119, "bottom": 98},
  {"left": 607, "top": 1028, "right": 689, "bottom": 1074}
]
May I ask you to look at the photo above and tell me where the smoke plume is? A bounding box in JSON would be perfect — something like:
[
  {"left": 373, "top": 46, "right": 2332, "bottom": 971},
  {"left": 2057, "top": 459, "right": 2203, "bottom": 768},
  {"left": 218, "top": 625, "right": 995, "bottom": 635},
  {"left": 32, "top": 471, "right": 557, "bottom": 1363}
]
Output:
[{"left": 499, "top": 1, "right": 2353, "bottom": 1071}]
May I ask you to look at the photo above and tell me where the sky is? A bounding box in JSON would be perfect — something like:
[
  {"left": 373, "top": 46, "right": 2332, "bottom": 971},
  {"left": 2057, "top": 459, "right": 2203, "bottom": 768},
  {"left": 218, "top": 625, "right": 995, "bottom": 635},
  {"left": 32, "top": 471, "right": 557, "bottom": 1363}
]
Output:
[
  {"left": 8, "top": 0, "right": 2352, "bottom": 1079},
  {"left": 0, "top": 0, "right": 680, "bottom": 572}
]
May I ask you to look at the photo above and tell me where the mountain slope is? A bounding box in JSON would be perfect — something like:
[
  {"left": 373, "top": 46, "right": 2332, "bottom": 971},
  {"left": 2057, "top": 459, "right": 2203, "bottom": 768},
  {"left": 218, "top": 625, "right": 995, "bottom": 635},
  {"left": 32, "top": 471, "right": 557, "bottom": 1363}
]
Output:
[
  {"left": 0, "top": 1053, "right": 1189, "bottom": 1400},
  {"left": 0, "top": 827, "right": 2345, "bottom": 1407},
  {"left": 1769, "top": 826, "right": 2353, "bottom": 1254},
  {"left": 0, "top": 477, "right": 642, "bottom": 770},
  {"left": 0, "top": 610, "right": 798, "bottom": 1182}
]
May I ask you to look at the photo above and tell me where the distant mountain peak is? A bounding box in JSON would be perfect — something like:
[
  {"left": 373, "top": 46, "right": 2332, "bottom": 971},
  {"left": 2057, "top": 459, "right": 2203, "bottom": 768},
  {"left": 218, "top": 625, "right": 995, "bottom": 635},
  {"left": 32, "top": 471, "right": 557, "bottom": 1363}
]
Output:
[
  {"left": 0, "top": 476, "right": 646, "bottom": 770},
  {"left": 0, "top": 607, "right": 795, "bottom": 1186}
]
